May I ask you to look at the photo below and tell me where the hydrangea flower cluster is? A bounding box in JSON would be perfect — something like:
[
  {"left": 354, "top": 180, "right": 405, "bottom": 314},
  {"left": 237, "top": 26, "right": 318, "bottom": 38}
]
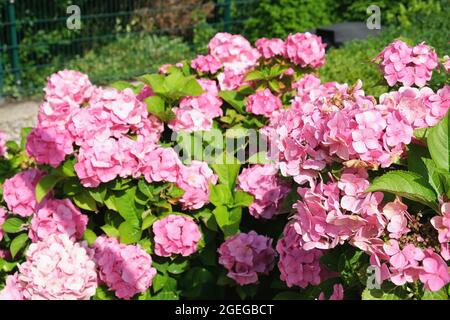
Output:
[
  {"left": 373, "top": 40, "right": 439, "bottom": 87},
  {"left": 0, "top": 234, "right": 97, "bottom": 300},
  {"left": 93, "top": 236, "right": 157, "bottom": 299},
  {"left": 0, "top": 131, "right": 7, "bottom": 157},
  {"left": 218, "top": 231, "right": 275, "bottom": 286},
  {"left": 29, "top": 198, "right": 88, "bottom": 242},
  {"left": 284, "top": 32, "right": 326, "bottom": 68},
  {"left": 255, "top": 38, "right": 286, "bottom": 59},
  {"left": 152, "top": 214, "right": 202, "bottom": 257},
  {"left": 237, "top": 164, "right": 290, "bottom": 219},
  {"left": 0, "top": 207, "right": 5, "bottom": 241},
  {"left": 246, "top": 89, "right": 283, "bottom": 117},
  {"left": 431, "top": 202, "right": 450, "bottom": 261},
  {"left": 169, "top": 79, "right": 223, "bottom": 132},
  {"left": 3, "top": 168, "right": 46, "bottom": 217}
]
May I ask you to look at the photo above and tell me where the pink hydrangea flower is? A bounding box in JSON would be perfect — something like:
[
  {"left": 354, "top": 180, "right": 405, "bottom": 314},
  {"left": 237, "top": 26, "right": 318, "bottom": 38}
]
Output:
[
  {"left": 93, "top": 236, "right": 157, "bottom": 300},
  {"left": 217, "top": 69, "right": 248, "bottom": 91},
  {"left": 138, "top": 145, "right": 182, "bottom": 184},
  {"left": 373, "top": 40, "right": 438, "bottom": 87},
  {"left": 191, "top": 54, "right": 222, "bottom": 74},
  {"left": 26, "top": 125, "right": 74, "bottom": 168},
  {"left": 0, "top": 207, "right": 6, "bottom": 241},
  {"left": 277, "top": 224, "right": 325, "bottom": 288},
  {"left": 444, "top": 55, "right": 450, "bottom": 73},
  {"left": 218, "top": 231, "right": 275, "bottom": 286},
  {"left": 208, "top": 32, "right": 260, "bottom": 74},
  {"left": 176, "top": 161, "right": 217, "bottom": 210},
  {"left": 3, "top": 169, "right": 46, "bottom": 217},
  {"left": 44, "top": 70, "right": 94, "bottom": 105},
  {"left": 0, "top": 273, "right": 24, "bottom": 300},
  {"left": 246, "top": 89, "right": 283, "bottom": 117},
  {"left": 169, "top": 79, "right": 223, "bottom": 132},
  {"left": 153, "top": 214, "right": 202, "bottom": 257},
  {"left": 419, "top": 249, "right": 450, "bottom": 292},
  {"left": 255, "top": 38, "right": 285, "bottom": 59},
  {"left": 237, "top": 164, "right": 290, "bottom": 219},
  {"left": 431, "top": 202, "right": 450, "bottom": 244},
  {"left": 136, "top": 85, "right": 155, "bottom": 101},
  {"left": 318, "top": 284, "right": 344, "bottom": 300},
  {"left": 381, "top": 200, "right": 410, "bottom": 239},
  {"left": 29, "top": 198, "right": 88, "bottom": 242},
  {"left": 11, "top": 234, "right": 97, "bottom": 300},
  {"left": 0, "top": 131, "right": 7, "bottom": 157},
  {"left": 37, "top": 97, "right": 80, "bottom": 128},
  {"left": 284, "top": 32, "right": 326, "bottom": 68}
]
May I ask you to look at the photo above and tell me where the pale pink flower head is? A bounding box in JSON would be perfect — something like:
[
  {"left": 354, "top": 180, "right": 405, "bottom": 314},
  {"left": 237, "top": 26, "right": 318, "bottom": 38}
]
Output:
[
  {"left": 44, "top": 70, "right": 93, "bottom": 105},
  {"left": 255, "top": 38, "right": 286, "bottom": 59},
  {"left": 444, "top": 55, "right": 450, "bottom": 73},
  {"left": 382, "top": 200, "right": 410, "bottom": 239},
  {"left": 0, "top": 273, "right": 24, "bottom": 300},
  {"left": 431, "top": 202, "right": 450, "bottom": 244},
  {"left": 177, "top": 161, "right": 217, "bottom": 210},
  {"left": 93, "top": 236, "right": 157, "bottom": 300},
  {"left": 237, "top": 164, "right": 290, "bottom": 219},
  {"left": 218, "top": 231, "right": 275, "bottom": 286},
  {"left": 217, "top": 69, "right": 248, "bottom": 91},
  {"left": 15, "top": 234, "right": 97, "bottom": 300},
  {"left": 0, "top": 131, "right": 7, "bottom": 157},
  {"left": 191, "top": 54, "right": 222, "bottom": 74},
  {"left": 318, "top": 284, "right": 344, "bottom": 300},
  {"left": 153, "top": 214, "right": 202, "bottom": 257},
  {"left": 419, "top": 249, "right": 450, "bottom": 292},
  {"left": 246, "top": 89, "right": 283, "bottom": 117},
  {"left": 0, "top": 207, "right": 6, "bottom": 241},
  {"left": 139, "top": 145, "right": 182, "bottom": 184},
  {"left": 284, "top": 32, "right": 326, "bottom": 68},
  {"left": 37, "top": 97, "right": 80, "bottom": 128},
  {"left": 3, "top": 169, "right": 46, "bottom": 217},
  {"left": 26, "top": 125, "right": 74, "bottom": 168},
  {"left": 29, "top": 198, "right": 88, "bottom": 242},
  {"left": 410, "top": 42, "right": 439, "bottom": 87},
  {"left": 277, "top": 224, "right": 325, "bottom": 288},
  {"left": 208, "top": 32, "right": 260, "bottom": 74},
  {"left": 169, "top": 79, "right": 223, "bottom": 132}
]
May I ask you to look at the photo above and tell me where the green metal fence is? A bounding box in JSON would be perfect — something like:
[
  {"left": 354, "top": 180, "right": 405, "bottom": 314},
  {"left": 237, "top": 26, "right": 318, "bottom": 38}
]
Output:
[{"left": 0, "top": 0, "right": 256, "bottom": 99}]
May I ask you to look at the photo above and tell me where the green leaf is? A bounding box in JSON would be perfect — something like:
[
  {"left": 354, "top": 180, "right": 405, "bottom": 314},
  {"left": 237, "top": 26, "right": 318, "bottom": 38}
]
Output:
[
  {"left": 366, "top": 170, "right": 437, "bottom": 210},
  {"left": 213, "top": 206, "right": 241, "bottom": 238},
  {"left": 209, "top": 184, "right": 233, "bottom": 206},
  {"left": 150, "top": 291, "right": 179, "bottom": 300},
  {"left": 211, "top": 156, "right": 241, "bottom": 190},
  {"left": 100, "top": 224, "right": 120, "bottom": 238},
  {"left": 233, "top": 190, "right": 254, "bottom": 207},
  {"left": 144, "top": 96, "right": 167, "bottom": 121},
  {"left": 180, "top": 78, "right": 204, "bottom": 97},
  {"left": 0, "top": 258, "right": 18, "bottom": 272},
  {"left": 362, "top": 286, "right": 408, "bottom": 300},
  {"left": 138, "top": 180, "right": 154, "bottom": 198},
  {"left": 118, "top": 221, "right": 142, "bottom": 244},
  {"left": 421, "top": 288, "right": 448, "bottom": 300},
  {"left": 20, "top": 127, "right": 32, "bottom": 150},
  {"left": 10, "top": 233, "right": 29, "bottom": 258},
  {"left": 247, "top": 151, "right": 270, "bottom": 164},
  {"left": 219, "top": 90, "right": 246, "bottom": 114},
  {"left": 73, "top": 190, "right": 98, "bottom": 211},
  {"left": 2, "top": 217, "right": 26, "bottom": 233},
  {"left": 167, "top": 258, "right": 190, "bottom": 275},
  {"left": 141, "top": 215, "right": 157, "bottom": 230},
  {"left": 138, "top": 74, "right": 166, "bottom": 94},
  {"left": 93, "top": 286, "right": 116, "bottom": 300},
  {"left": 153, "top": 274, "right": 168, "bottom": 293},
  {"left": 428, "top": 111, "right": 449, "bottom": 171},
  {"left": 244, "top": 70, "right": 264, "bottom": 82},
  {"left": 113, "top": 187, "right": 141, "bottom": 227},
  {"left": 166, "top": 185, "right": 185, "bottom": 199},
  {"left": 35, "top": 174, "right": 63, "bottom": 203},
  {"left": 83, "top": 229, "right": 97, "bottom": 246}
]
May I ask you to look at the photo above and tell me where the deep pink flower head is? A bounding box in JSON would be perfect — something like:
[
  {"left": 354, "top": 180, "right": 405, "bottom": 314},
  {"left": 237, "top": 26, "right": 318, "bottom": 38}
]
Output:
[
  {"left": 169, "top": 79, "right": 223, "bottom": 132},
  {"left": 0, "top": 131, "right": 7, "bottom": 157},
  {"left": 29, "top": 198, "right": 88, "bottom": 242},
  {"left": 0, "top": 273, "right": 24, "bottom": 300},
  {"left": 0, "top": 207, "right": 6, "bottom": 241},
  {"left": 277, "top": 224, "right": 325, "bottom": 288},
  {"left": 26, "top": 125, "right": 74, "bottom": 168},
  {"left": 284, "top": 32, "right": 326, "bottom": 68},
  {"left": 12, "top": 234, "right": 97, "bottom": 300},
  {"left": 218, "top": 231, "right": 275, "bottom": 286},
  {"left": 373, "top": 40, "right": 438, "bottom": 87},
  {"left": 246, "top": 89, "right": 283, "bottom": 117},
  {"left": 136, "top": 85, "right": 155, "bottom": 101},
  {"left": 3, "top": 169, "right": 46, "bottom": 217},
  {"left": 318, "top": 284, "right": 344, "bottom": 300},
  {"left": 431, "top": 202, "right": 450, "bottom": 244},
  {"left": 237, "top": 164, "right": 290, "bottom": 219},
  {"left": 191, "top": 54, "right": 222, "bottom": 74},
  {"left": 44, "top": 70, "right": 94, "bottom": 105},
  {"left": 419, "top": 249, "right": 450, "bottom": 292},
  {"left": 255, "top": 38, "right": 285, "bottom": 59},
  {"left": 153, "top": 214, "right": 202, "bottom": 257},
  {"left": 93, "top": 236, "right": 157, "bottom": 300},
  {"left": 177, "top": 161, "right": 217, "bottom": 210},
  {"left": 208, "top": 32, "right": 260, "bottom": 74}
]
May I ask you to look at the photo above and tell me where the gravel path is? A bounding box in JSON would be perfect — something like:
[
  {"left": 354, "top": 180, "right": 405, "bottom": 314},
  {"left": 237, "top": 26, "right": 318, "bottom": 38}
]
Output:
[{"left": 0, "top": 100, "right": 39, "bottom": 142}]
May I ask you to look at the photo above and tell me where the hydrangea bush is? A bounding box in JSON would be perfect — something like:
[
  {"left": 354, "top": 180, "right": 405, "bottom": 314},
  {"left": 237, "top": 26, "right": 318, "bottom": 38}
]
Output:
[{"left": 0, "top": 32, "right": 449, "bottom": 300}]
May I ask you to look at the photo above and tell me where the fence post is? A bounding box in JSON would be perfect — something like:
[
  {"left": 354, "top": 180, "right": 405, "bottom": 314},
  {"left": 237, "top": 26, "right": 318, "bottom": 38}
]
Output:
[
  {"left": 224, "top": 0, "right": 231, "bottom": 32},
  {"left": 7, "top": 0, "right": 20, "bottom": 86}
]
